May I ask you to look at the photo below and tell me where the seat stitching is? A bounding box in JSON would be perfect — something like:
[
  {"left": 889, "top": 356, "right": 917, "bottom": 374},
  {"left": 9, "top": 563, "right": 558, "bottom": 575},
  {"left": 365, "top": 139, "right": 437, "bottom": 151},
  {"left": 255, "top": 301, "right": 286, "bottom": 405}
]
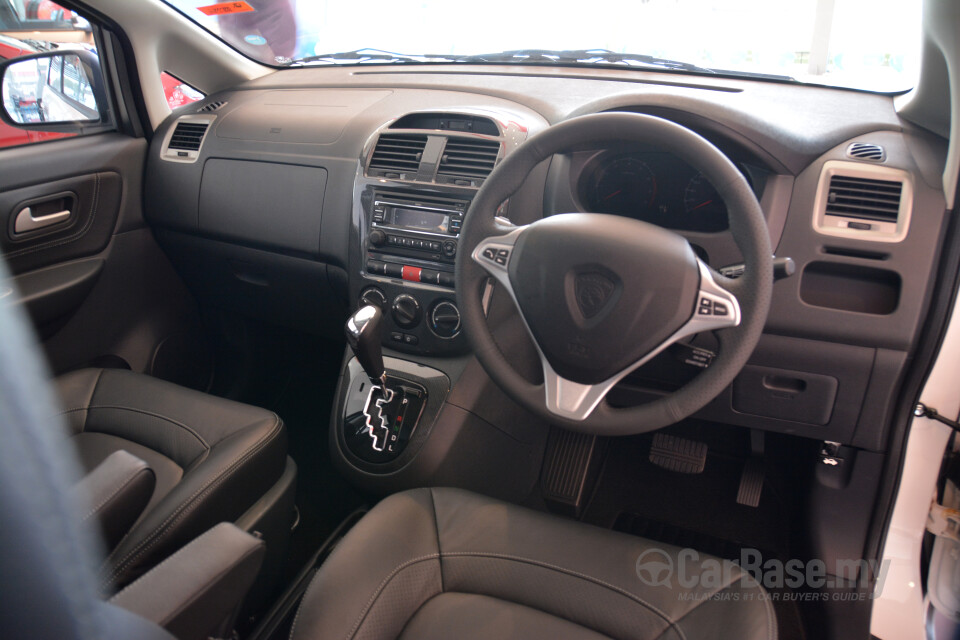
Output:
[
  {"left": 428, "top": 488, "right": 444, "bottom": 592},
  {"left": 100, "top": 415, "right": 282, "bottom": 588},
  {"left": 76, "top": 404, "right": 210, "bottom": 450},
  {"left": 345, "top": 555, "right": 442, "bottom": 640},
  {"left": 80, "top": 466, "right": 152, "bottom": 522},
  {"left": 441, "top": 551, "right": 686, "bottom": 640},
  {"left": 288, "top": 567, "right": 323, "bottom": 640}
]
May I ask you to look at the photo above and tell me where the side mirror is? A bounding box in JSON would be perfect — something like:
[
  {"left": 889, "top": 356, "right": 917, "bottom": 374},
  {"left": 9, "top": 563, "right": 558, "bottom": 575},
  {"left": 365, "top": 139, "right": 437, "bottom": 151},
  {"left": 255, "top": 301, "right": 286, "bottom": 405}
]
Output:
[{"left": 0, "top": 50, "right": 108, "bottom": 130}]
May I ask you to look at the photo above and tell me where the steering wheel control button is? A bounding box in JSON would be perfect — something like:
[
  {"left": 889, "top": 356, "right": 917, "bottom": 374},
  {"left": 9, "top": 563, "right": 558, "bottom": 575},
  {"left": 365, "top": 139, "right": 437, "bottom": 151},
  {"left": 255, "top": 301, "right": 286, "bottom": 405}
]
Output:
[
  {"left": 714, "top": 302, "right": 728, "bottom": 316},
  {"left": 391, "top": 294, "right": 422, "bottom": 329},
  {"left": 482, "top": 247, "right": 496, "bottom": 260},
  {"left": 495, "top": 249, "right": 510, "bottom": 265}
]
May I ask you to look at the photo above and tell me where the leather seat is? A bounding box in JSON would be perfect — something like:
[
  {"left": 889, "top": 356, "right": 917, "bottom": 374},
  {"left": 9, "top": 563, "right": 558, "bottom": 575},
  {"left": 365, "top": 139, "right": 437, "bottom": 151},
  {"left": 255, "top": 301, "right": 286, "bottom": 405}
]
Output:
[
  {"left": 291, "top": 488, "right": 776, "bottom": 640},
  {"left": 55, "top": 367, "right": 287, "bottom": 592}
]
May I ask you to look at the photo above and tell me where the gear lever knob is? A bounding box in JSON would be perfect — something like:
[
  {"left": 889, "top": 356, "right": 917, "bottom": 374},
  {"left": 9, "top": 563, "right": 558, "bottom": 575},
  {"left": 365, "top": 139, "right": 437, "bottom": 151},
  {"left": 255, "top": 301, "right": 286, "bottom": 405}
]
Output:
[{"left": 346, "top": 305, "right": 387, "bottom": 388}]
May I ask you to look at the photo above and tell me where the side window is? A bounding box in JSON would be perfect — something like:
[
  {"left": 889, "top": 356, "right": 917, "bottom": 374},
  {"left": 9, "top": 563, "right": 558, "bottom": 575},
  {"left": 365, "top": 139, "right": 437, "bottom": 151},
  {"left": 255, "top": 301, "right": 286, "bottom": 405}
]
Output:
[
  {"left": 0, "top": 1, "right": 108, "bottom": 149},
  {"left": 160, "top": 71, "right": 204, "bottom": 110}
]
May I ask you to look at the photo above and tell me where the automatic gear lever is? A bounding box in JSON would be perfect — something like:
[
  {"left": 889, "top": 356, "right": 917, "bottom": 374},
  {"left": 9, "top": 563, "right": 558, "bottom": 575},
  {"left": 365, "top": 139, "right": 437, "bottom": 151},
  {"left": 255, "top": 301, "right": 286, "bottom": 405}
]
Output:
[{"left": 345, "top": 305, "right": 388, "bottom": 389}]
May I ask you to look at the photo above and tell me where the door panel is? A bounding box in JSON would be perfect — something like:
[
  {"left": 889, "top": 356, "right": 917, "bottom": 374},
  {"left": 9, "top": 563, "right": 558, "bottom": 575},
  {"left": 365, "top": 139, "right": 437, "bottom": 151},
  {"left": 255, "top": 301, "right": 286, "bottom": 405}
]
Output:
[{"left": 0, "top": 133, "right": 211, "bottom": 387}]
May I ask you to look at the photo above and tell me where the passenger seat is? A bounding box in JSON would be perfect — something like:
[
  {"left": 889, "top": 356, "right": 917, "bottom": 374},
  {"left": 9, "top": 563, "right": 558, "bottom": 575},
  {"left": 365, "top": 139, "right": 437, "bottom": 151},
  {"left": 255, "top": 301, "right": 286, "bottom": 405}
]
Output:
[{"left": 55, "top": 368, "right": 293, "bottom": 593}]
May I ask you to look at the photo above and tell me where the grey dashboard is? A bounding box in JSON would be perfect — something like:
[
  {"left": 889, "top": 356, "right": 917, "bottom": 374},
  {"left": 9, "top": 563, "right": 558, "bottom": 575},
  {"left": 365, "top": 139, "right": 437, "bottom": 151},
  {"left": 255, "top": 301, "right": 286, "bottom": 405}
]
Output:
[{"left": 143, "top": 64, "right": 949, "bottom": 453}]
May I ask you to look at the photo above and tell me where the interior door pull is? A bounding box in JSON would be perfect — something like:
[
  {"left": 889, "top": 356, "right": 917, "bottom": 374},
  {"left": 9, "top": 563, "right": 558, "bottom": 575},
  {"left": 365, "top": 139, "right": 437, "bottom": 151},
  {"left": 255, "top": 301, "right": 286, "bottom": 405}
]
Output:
[{"left": 14, "top": 207, "right": 72, "bottom": 234}]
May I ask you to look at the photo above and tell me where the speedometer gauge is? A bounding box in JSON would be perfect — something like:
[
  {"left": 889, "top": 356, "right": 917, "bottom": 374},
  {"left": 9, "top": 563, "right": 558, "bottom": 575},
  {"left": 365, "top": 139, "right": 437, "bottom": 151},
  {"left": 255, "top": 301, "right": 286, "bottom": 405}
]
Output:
[
  {"left": 682, "top": 172, "right": 729, "bottom": 232},
  {"left": 589, "top": 157, "right": 657, "bottom": 216}
]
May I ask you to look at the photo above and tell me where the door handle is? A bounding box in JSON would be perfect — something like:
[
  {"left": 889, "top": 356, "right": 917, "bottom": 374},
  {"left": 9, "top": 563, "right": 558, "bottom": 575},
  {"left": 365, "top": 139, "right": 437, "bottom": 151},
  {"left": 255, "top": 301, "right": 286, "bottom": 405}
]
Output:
[{"left": 14, "top": 206, "right": 72, "bottom": 234}]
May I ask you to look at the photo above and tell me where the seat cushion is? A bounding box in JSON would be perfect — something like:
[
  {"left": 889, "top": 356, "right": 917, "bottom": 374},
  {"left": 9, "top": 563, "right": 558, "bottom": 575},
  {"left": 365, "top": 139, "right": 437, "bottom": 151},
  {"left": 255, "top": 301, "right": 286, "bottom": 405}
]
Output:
[
  {"left": 291, "top": 488, "right": 775, "bottom": 640},
  {"left": 55, "top": 368, "right": 287, "bottom": 592}
]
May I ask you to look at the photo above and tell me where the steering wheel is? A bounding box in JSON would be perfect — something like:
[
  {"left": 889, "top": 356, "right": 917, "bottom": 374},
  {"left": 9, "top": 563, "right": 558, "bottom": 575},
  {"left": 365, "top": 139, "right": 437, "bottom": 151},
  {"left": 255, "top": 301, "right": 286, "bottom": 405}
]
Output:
[{"left": 455, "top": 112, "right": 772, "bottom": 435}]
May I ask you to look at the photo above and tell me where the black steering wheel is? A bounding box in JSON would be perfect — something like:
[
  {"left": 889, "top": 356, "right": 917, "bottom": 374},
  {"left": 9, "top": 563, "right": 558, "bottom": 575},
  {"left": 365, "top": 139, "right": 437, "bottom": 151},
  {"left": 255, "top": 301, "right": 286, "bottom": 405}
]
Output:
[{"left": 455, "top": 112, "right": 772, "bottom": 435}]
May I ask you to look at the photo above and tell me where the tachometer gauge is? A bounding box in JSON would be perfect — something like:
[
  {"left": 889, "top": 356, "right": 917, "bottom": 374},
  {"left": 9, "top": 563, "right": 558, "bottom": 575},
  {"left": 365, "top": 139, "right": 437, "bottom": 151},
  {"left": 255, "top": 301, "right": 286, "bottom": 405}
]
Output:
[
  {"left": 590, "top": 157, "right": 657, "bottom": 216},
  {"left": 682, "top": 172, "right": 729, "bottom": 232}
]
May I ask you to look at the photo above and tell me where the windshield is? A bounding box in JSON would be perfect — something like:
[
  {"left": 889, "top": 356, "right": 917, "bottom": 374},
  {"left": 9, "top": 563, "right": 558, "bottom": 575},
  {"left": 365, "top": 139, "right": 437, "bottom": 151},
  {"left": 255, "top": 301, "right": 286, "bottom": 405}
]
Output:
[{"left": 165, "top": 0, "right": 922, "bottom": 93}]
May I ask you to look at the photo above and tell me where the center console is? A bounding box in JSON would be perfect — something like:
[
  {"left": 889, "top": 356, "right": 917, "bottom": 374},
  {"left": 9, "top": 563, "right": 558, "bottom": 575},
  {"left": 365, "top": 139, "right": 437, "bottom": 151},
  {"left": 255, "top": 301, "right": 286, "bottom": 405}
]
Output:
[{"left": 333, "top": 108, "right": 550, "bottom": 497}]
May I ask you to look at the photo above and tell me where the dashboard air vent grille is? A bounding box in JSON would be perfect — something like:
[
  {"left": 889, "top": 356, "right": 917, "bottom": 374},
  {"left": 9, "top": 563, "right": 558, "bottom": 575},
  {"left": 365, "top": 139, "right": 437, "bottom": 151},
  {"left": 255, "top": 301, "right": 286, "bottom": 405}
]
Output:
[
  {"left": 198, "top": 100, "right": 227, "bottom": 113},
  {"left": 437, "top": 138, "right": 501, "bottom": 180},
  {"left": 846, "top": 143, "right": 885, "bottom": 162},
  {"left": 369, "top": 134, "right": 427, "bottom": 175},
  {"left": 825, "top": 175, "right": 902, "bottom": 223},
  {"left": 167, "top": 122, "right": 209, "bottom": 151}
]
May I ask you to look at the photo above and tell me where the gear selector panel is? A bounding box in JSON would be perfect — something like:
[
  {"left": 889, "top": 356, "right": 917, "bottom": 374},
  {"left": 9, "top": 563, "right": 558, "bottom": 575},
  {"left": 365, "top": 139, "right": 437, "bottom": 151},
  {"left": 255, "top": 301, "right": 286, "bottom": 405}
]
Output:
[{"left": 345, "top": 378, "right": 427, "bottom": 463}]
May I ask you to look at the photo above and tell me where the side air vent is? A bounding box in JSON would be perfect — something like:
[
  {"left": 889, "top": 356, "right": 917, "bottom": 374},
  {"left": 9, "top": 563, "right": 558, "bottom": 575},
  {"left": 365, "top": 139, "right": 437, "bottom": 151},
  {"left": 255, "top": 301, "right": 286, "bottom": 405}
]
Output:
[
  {"left": 813, "top": 160, "right": 912, "bottom": 242},
  {"left": 436, "top": 138, "right": 501, "bottom": 184},
  {"left": 160, "top": 115, "right": 215, "bottom": 163},
  {"left": 368, "top": 134, "right": 428, "bottom": 177},
  {"left": 168, "top": 122, "right": 208, "bottom": 151},
  {"left": 198, "top": 100, "right": 227, "bottom": 113},
  {"left": 825, "top": 175, "right": 901, "bottom": 222},
  {"left": 846, "top": 142, "right": 885, "bottom": 162}
]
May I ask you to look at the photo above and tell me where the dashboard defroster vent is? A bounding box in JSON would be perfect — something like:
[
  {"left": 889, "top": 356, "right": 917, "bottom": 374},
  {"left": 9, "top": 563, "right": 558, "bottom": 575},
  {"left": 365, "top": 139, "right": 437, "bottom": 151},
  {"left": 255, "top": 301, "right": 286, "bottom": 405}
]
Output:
[
  {"left": 198, "top": 100, "right": 227, "bottom": 113},
  {"left": 813, "top": 160, "right": 911, "bottom": 242},
  {"left": 846, "top": 142, "right": 885, "bottom": 162},
  {"left": 368, "top": 134, "right": 428, "bottom": 177},
  {"left": 167, "top": 122, "right": 209, "bottom": 151},
  {"left": 437, "top": 138, "right": 501, "bottom": 183}
]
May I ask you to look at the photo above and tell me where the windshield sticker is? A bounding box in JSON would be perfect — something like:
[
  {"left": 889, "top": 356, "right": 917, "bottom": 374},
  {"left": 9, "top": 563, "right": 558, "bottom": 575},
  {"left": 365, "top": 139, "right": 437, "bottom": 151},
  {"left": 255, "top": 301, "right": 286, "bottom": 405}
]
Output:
[
  {"left": 197, "top": 2, "right": 254, "bottom": 16},
  {"left": 244, "top": 34, "right": 267, "bottom": 46}
]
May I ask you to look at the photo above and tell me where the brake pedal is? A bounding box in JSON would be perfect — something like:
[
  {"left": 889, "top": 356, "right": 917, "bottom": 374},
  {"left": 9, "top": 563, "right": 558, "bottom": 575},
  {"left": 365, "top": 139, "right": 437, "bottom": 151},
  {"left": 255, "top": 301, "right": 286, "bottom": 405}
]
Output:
[{"left": 648, "top": 433, "right": 707, "bottom": 474}]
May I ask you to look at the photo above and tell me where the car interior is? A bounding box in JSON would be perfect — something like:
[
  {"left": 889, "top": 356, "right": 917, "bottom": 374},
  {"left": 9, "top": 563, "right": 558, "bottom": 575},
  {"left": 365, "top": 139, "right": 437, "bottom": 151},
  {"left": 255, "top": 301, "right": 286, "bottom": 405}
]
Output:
[{"left": 2, "top": 1, "right": 960, "bottom": 639}]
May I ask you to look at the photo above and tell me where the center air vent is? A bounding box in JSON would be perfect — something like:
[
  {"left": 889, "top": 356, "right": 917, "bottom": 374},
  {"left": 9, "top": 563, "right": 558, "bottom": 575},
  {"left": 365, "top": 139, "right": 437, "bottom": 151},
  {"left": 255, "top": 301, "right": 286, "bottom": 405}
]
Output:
[
  {"left": 813, "top": 160, "right": 912, "bottom": 242},
  {"left": 198, "top": 100, "right": 227, "bottom": 113},
  {"left": 437, "top": 138, "right": 501, "bottom": 184},
  {"left": 161, "top": 115, "right": 215, "bottom": 163},
  {"left": 368, "top": 134, "right": 428, "bottom": 178}
]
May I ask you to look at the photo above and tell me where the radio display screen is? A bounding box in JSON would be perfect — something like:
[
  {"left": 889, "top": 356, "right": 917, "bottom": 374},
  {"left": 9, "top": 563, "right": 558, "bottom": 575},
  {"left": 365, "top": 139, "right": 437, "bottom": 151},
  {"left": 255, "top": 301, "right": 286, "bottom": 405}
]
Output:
[{"left": 390, "top": 207, "right": 450, "bottom": 234}]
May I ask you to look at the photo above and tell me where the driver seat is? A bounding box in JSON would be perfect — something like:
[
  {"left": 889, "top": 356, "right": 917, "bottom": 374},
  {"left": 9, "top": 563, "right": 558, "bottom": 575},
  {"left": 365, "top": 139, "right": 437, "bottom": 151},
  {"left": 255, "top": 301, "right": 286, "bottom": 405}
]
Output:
[{"left": 290, "top": 487, "right": 776, "bottom": 640}]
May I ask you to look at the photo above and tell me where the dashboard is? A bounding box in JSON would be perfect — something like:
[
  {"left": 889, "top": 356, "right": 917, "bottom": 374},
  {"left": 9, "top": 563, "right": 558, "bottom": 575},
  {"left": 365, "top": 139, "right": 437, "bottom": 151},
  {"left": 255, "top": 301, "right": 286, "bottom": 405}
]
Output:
[{"left": 141, "top": 64, "right": 948, "bottom": 453}]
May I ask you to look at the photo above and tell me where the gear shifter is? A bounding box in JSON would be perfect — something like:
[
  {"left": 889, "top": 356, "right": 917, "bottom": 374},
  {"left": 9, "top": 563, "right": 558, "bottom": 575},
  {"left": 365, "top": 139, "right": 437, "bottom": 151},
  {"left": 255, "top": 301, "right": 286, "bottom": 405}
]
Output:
[
  {"left": 345, "top": 305, "right": 388, "bottom": 389},
  {"left": 343, "top": 305, "right": 428, "bottom": 462}
]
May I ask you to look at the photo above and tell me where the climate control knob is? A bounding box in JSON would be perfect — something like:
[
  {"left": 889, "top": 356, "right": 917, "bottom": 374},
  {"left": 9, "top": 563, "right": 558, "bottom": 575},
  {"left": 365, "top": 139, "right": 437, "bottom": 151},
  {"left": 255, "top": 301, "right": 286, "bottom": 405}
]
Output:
[
  {"left": 359, "top": 286, "right": 388, "bottom": 311},
  {"left": 430, "top": 301, "right": 461, "bottom": 338},
  {"left": 391, "top": 294, "right": 422, "bottom": 329}
]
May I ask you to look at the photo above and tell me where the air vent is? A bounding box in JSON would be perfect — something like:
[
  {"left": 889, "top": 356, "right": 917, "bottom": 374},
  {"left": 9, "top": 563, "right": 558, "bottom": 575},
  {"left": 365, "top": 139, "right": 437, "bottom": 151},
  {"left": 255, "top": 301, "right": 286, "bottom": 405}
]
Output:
[
  {"left": 437, "top": 138, "right": 501, "bottom": 183},
  {"left": 160, "top": 115, "right": 215, "bottom": 163},
  {"left": 198, "top": 100, "right": 226, "bottom": 113},
  {"left": 368, "top": 134, "right": 428, "bottom": 177},
  {"left": 846, "top": 142, "right": 886, "bottom": 162},
  {"left": 825, "top": 175, "right": 902, "bottom": 222},
  {"left": 813, "top": 161, "right": 912, "bottom": 242},
  {"left": 168, "top": 122, "right": 209, "bottom": 151}
]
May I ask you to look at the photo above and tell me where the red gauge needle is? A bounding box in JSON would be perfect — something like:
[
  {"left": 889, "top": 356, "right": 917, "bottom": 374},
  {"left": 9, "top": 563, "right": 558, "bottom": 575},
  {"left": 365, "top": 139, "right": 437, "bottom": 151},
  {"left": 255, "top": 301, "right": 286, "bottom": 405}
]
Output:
[
  {"left": 603, "top": 189, "right": 622, "bottom": 201},
  {"left": 689, "top": 200, "right": 714, "bottom": 211}
]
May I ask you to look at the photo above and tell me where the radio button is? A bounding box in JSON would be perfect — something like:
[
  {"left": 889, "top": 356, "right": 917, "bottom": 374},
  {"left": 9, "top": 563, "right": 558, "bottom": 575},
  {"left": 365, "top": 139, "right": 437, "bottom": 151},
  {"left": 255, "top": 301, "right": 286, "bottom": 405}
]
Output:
[
  {"left": 442, "top": 240, "right": 457, "bottom": 258},
  {"left": 438, "top": 272, "right": 455, "bottom": 287},
  {"left": 366, "top": 260, "right": 386, "bottom": 275},
  {"left": 420, "top": 269, "right": 441, "bottom": 285}
]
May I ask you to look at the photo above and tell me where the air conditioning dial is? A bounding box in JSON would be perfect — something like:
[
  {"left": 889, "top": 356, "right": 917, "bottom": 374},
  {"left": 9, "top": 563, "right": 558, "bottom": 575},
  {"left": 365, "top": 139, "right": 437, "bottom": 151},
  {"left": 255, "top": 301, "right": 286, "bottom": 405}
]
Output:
[
  {"left": 359, "top": 286, "right": 388, "bottom": 311},
  {"left": 429, "top": 301, "right": 461, "bottom": 338},
  {"left": 391, "top": 294, "right": 422, "bottom": 329}
]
